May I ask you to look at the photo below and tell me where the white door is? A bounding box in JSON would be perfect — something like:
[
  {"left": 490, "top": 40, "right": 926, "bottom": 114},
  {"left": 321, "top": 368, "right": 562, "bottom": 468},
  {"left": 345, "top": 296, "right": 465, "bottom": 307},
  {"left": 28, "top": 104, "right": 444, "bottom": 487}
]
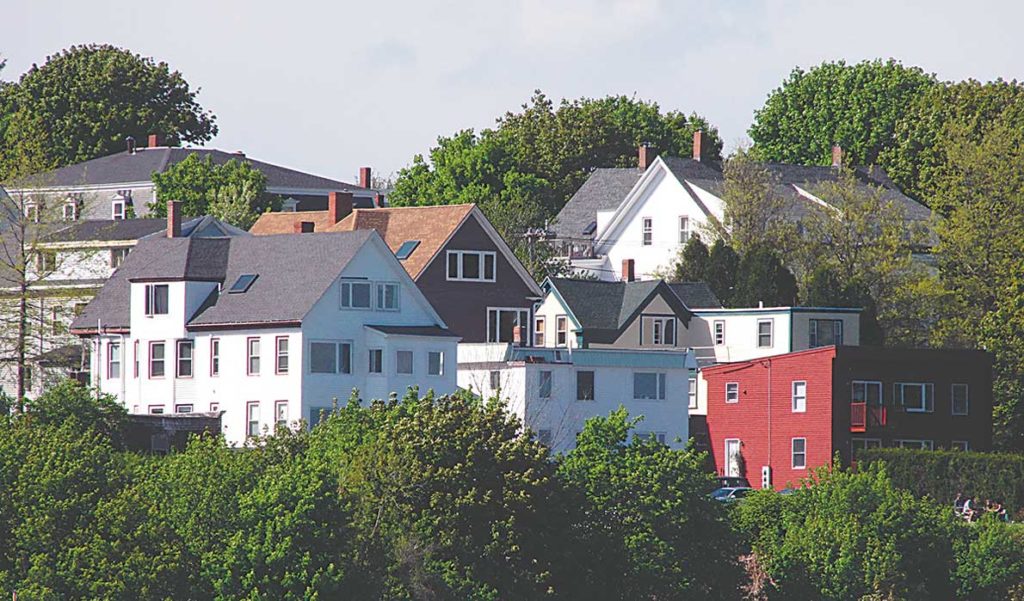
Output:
[{"left": 725, "top": 439, "right": 741, "bottom": 478}]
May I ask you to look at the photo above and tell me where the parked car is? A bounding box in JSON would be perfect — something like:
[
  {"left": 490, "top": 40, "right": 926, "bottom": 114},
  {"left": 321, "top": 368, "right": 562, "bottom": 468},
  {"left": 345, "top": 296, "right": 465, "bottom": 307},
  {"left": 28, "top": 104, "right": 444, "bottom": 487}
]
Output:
[
  {"left": 716, "top": 476, "right": 751, "bottom": 489},
  {"left": 711, "top": 487, "right": 754, "bottom": 503}
]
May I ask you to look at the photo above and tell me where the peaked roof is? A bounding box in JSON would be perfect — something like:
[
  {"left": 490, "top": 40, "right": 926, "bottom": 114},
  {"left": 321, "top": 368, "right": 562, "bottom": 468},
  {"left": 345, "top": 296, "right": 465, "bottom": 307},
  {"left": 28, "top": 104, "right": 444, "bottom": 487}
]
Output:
[
  {"left": 249, "top": 210, "right": 345, "bottom": 236},
  {"left": 667, "top": 282, "right": 722, "bottom": 309},
  {"left": 546, "top": 277, "right": 692, "bottom": 343},
  {"left": 551, "top": 167, "right": 644, "bottom": 239},
  {"left": 18, "top": 147, "right": 372, "bottom": 193},
  {"left": 70, "top": 230, "right": 376, "bottom": 333},
  {"left": 44, "top": 215, "right": 248, "bottom": 244}
]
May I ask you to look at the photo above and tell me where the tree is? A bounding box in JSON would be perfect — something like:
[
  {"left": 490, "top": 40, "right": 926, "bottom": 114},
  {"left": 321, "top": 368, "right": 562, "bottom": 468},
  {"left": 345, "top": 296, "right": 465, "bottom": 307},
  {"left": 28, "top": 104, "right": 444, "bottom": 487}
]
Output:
[
  {"left": 732, "top": 245, "right": 798, "bottom": 307},
  {"left": 150, "top": 154, "right": 272, "bottom": 227},
  {"left": 706, "top": 240, "right": 739, "bottom": 307},
  {"left": 749, "top": 59, "right": 937, "bottom": 167},
  {"left": 881, "top": 78, "right": 1024, "bottom": 208},
  {"left": 0, "top": 44, "right": 216, "bottom": 178},
  {"left": 804, "top": 264, "right": 884, "bottom": 345},
  {"left": 667, "top": 235, "right": 709, "bottom": 283}
]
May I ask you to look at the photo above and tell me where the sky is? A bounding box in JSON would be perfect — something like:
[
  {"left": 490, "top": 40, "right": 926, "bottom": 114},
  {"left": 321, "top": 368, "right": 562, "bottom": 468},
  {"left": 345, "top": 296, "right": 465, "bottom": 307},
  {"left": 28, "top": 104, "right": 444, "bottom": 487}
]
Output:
[{"left": 4, "top": 0, "right": 1023, "bottom": 185}]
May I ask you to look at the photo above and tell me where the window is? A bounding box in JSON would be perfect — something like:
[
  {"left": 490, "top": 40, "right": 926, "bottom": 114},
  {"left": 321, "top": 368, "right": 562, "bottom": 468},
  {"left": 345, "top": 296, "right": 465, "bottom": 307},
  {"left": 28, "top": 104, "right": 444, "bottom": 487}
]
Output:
[
  {"left": 539, "top": 370, "right": 552, "bottom": 398},
  {"left": 635, "top": 431, "right": 667, "bottom": 444},
  {"left": 275, "top": 401, "right": 288, "bottom": 431},
  {"left": 850, "top": 438, "right": 882, "bottom": 456},
  {"left": 757, "top": 319, "right": 773, "bottom": 348},
  {"left": 446, "top": 250, "right": 496, "bottom": 282},
  {"left": 644, "top": 316, "right": 676, "bottom": 346},
  {"left": 309, "top": 341, "right": 352, "bottom": 374},
  {"left": 176, "top": 340, "right": 193, "bottom": 378},
  {"left": 489, "top": 370, "right": 501, "bottom": 390},
  {"left": 633, "top": 372, "right": 667, "bottom": 400},
  {"left": 428, "top": 351, "right": 444, "bottom": 376},
  {"left": 726, "top": 382, "right": 739, "bottom": 403},
  {"left": 642, "top": 217, "right": 653, "bottom": 246},
  {"left": 397, "top": 350, "right": 414, "bottom": 375},
  {"left": 209, "top": 402, "right": 219, "bottom": 413},
  {"left": 107, "top": 342, "right": 121, "bottom": 379},
  {"left": 36, "top": 251, "right": 56, "bottom": 274},
  {"left": 576, "top": 370, "right": 595, "bottom": 401},
  {"left": 340, "top": 280, "right": 372, "bottom": 309},
  {"left": 50, "top": 307, "right": 61, "bottom": 335},
  {"left": 395, "top": 240, "right": 420, "bottom": 260},
  {"left": 487, "top": 308, "right": 529, "bottom": 343},
  {"left": 713, "top": 320, "right": 725, "bottom": 346},
  {"left": 688, "top": 377, "right": 697, "bottom": 409},
  {"left": 951, "top": 440, "right": 969, "bottom": 451},
  {"left": 537, "top": 429, "right": 553, "bottom": 446},
  {"left": 110, "top": 247, "right": 130, "bottom": 269},
  {"left": 133, "top": 340, "right": 139, "bottom": 378},
  {"left": 174, "top": 404, "right": 193, "bottom": 413},
  {"left": 144, "top": 284, "right": 169, "bottom": 316},
  {"left": 895, "top": 383, "right": 934, "bottom": 413},
  {"left": 809, "top": 319, "right": 843, "bottom": 347},
  {"left": 952, "top": 384, "right": 969, "bottom": 416},
  {"left": 24, "top": 202, "right": 39, "bottom": 223},
  {"left": 246, "top": 402, "right": 260, "bottom": 438},
  {"left": 792, "top": 381, "right": 806, "bottom": 413},
  {"left": 792, "top": 438, "right": 807, "bottom": 469},
  {"left": 111, "top": 198, "right": 126, "bottom": 220},
  {"left": 247, "top": 337, "right": 261, "bottom": 375},
  {"left": 276, "top": 336, "right": 289, "bottom": 374},
  {"left": 851, "top": 381, "right": 882, "bottom": 405},
  {"left": 368, "top": 348, "right": 383, "bottom": 374},
  {"left": 896, "top": 439, "right": 934, "bottom": 451},
  {"left": 376, "top": 282, "right": 400, "bottom": 311},
  {"left": 340, "top": 343, "right": 352, "bottom": 374},
  {"left": 556, "top": 315, "right": 568, "bottom": 347},
  {"left": 534, "top": 316, "right": 546, "bottom": 347},
  {"left": 228, "top": 274, "right": 258, "bottom": 294},
  {"left": 149, "top": 405, "right": 165, "bottom": 415},
  {"left": 210, "top": 338, "right": 220, "bottom": 376},
  {"left": 62, "top": 201, "right": 78, "bottom": 221},
  {"left": 679, "top": 216, "right": 690, "bottom": 244},
  {"left": 149, "top": 342, "right": 165, "bottom": 378}
]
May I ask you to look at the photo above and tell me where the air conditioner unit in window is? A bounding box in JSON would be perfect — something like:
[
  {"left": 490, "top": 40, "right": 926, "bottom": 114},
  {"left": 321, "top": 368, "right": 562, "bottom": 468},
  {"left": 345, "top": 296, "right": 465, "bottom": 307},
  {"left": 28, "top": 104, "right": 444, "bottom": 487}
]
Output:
[{"left": 761, "top": 465, "right": 772, "bottom": 490}]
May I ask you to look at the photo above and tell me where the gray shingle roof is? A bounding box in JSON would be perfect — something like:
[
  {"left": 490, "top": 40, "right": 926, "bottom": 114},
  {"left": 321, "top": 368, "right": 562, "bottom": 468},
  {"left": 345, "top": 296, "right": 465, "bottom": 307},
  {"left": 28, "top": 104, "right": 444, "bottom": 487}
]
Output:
[
  {"left": 551, "top": 168, "right": 643, "bottom": 238},
  {"left": 548, "top": 278, "right": 692, "bottom": 343},
  {"left": 44, "top": 216, "right": 249, "bottom": 244},
  {"left": 23, "top": 147, "right": 372, "bottom": 193},
  {"left": 71, "top": 230, "right": 376, "bottom": 332},
  {"left": 366, "top": 325, "right": 458, "bottom": 338},
  {"left": 667, "top": 282, "right": 722, "bottom": 309}
]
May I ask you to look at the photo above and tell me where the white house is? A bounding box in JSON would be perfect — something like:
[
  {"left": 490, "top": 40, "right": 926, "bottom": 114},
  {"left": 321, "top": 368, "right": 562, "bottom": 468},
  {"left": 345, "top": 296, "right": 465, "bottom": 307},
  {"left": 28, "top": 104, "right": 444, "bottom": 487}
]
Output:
[{"left": 71, "top": 207, "right": 458, "bottom": 445}]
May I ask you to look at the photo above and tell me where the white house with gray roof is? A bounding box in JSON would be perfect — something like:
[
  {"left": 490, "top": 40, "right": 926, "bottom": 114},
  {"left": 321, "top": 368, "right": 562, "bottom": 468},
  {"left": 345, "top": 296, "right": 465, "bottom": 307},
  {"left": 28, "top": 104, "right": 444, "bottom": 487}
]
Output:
[{"left": 71, "top": 222, "right": 458, "bottom": 445}]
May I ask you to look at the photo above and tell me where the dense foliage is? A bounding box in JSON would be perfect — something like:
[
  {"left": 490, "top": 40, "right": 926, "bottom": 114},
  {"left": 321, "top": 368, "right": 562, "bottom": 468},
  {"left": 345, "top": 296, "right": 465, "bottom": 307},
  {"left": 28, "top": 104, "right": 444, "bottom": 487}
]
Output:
[
  {"left": 0, "top": 44, "right": 216, "bottom": 179},
  {"left": 150, "top": 154, "right": 272, "bottom": 228}
]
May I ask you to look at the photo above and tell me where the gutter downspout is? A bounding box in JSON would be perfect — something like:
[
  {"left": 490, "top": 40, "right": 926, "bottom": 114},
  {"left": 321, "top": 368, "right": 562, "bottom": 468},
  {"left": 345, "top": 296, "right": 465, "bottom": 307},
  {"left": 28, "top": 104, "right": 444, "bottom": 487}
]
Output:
[{"left": 767, "top": 357, "right": 772, "bottom": 469}]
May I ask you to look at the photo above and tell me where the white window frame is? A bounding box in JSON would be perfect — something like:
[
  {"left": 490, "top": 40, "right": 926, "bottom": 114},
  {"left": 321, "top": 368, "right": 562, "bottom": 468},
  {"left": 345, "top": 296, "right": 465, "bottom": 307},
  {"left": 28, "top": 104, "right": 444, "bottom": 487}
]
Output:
[
  {"left": 534, "top": 315, "right": 546, "bottom": 347},
  {"left": 895, "top": 382, "right": 934, "bottom": 413},
  {"left": 275, "top": 336, "right": 289, "bottom": 374},
  {"left": 791, "top": 437, "right": 807, "bottom": 469},
  {"left": 368, "top": 348, "right": 383, "bottom": 374},
  {"left": 555, "top": 315, "right": 568, "bottom": 347},
  {"left": 247, "top": 337, "right": 261, "bottom": 375},
  {"left": 144, "top": 284, "right": 169, "bottom": 316},
  {"left": 951, "top": 383, "right": 969, "bottom": 416},
  {"left": 210, "top": 338, "right": 220, "bottom": 377},
  {"left": 809, "top": 318, "right": 844, "bottom": 348},
  {"left": 951, "top": 440, "right": 969, "bottom": 451},
  {"left": 427, "top": 351, "right": 444, "bottom": 376},
  {"left": 375, "top": 282, "right": 400, "bottom": 311},
  {"left": 396, "top": 349, "right": 414, "bottom": 375},
  {"left": 851, "top": 380, "right": 882, "bottom": 405},
  {"left": 62, "top": 201, "right": 78, "bottom": 221},
  {"left": 107, "top": 341, "right": 121, "bottom": 380},
  {"left": 757, "top": 319, "right": 773, "bottom": 348},
  {"left": 340, "top": 280, "right": 372, "bottom": 309},
  {"left": 895, "top": 439, "right": 934, "bottom": 451},
  {"left": 645, "top": 316, "right": 676, "bottom": 346},
  {"left": 539, "top": 370, "right": 552, "bottom": 399},
  {"left": 792, "top": 380, "right": 806, "bottom": 413},
  {"left": 635, "top": 431, "right": 667, "bottom": 444},
  {"left": 176, "top": 339, "right": 193, "bottom": 378},
  {"left": 246, "top": 401, "right": 260, "bottom": 438},
  {"left": 487, "top": 307, "right": 530, "bottom": 343},
  {"left": 111, "top": 198, "right": 126, "bottom": 220},
  {"left": 308, "top": 340, "right": 352, "bottom": 375},
  {"left": 850, "top": 438, "right": 882, "bottom": 454},
  {"left": 576, "top": 370, "right": 595, "bottom": 401},
  {"left": 641, "top": 217, "right": 653, "bottom": 246},
  {"left": 726, "top": 382, "right": 739, "bottom": 404},
  {"left": 724, "top": 438, "right": 742, "bottom": 477},
  {"left": 678, "top": 216, "right": 690, "bottom": 244},
  {"left": 110, "top": 247, "right": 130, "bottom": 269},
  {"left": 174, "top": 403, "right": 193, "bottom": 414},
  {"left": 688, "top": 377, "right": 697, "bottom": 409},
  {"left": 713, "top": 320, "right": 725, "bottom": 346},
  {"left": 149, "top": 341, "right": 166, "bottom": 378},
  {"left": 633, "top": 372, "right": 667, "bottom": 400},
  {"left": 275, "top": 400, "right": 288, "bottom": 431},
  {"left": 446, "top": 250, "right": 497, "bottom": 282}
]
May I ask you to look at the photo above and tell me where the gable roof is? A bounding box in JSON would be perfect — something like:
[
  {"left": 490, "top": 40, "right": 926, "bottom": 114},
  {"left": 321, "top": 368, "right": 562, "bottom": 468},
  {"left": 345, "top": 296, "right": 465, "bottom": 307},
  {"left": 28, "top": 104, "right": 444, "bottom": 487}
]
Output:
[
  {"left": 16, "top": 147, "right": 372, "bottom": 193},
  {"left": 44, "top": 215, "right": 248, "bottom": 244},
  {"left": 546, "top": 277, "right": 692, "bottom": 343},
  {"left": 71, "top": 230, "right": 377, "bottom": 333},
  {"left": 667, "top": 282, "right": 722, "bottom": 309},
  {"left": 249, "top": 210, "right": 344, "bottom": 236},
  {"left": 551, "top": 167, "right": 644, "bottom": 239}
]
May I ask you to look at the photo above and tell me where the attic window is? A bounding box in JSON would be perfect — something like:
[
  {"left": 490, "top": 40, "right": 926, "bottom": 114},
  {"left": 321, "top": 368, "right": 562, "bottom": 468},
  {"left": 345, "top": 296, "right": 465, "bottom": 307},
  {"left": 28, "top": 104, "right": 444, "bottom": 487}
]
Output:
[
  {"left": 395, "top": 240, "right": 420, "bottom": 260},
  {"left": 228, "top": 274, "right": 258, "bottom": 294}
]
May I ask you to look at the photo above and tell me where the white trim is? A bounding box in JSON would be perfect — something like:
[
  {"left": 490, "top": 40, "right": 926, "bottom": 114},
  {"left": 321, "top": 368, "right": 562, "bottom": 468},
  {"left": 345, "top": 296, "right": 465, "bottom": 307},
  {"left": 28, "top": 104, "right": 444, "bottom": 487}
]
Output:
[
  {"left": 726, "top": 382, "right": 739, "bottom": 403},
  {"left": 757, "top": 318, "right": 774, "bottom": 348},
  {"left": 792, "top": 380, "right": 806, "bottom": 413},
  {"left": 486, "top": 306, "right": 530, "bottom": 344},
  {"left": 446, "top": 249, "right": 497, "bottom": 282},
  {"left": 791, "top": 437, "right": 807, "bottom": 469}
]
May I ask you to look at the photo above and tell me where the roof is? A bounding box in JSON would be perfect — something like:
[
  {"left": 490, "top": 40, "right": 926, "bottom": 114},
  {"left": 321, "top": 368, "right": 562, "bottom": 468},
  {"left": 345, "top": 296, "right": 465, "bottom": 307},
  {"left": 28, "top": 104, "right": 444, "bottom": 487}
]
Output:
[
  {"left": 44, "top": 215, "right": 248, "bottom": 244},
  {"left": 17, "top": 147, "right": 371, "bottom": 193},
  {"left": 366, "top": 325, "right": 460, "bottom": 338},
  {"left": 551, "top": 167, "right": 643, "bottom": 239},
  {"left": 667, "top": 282, "right": 722, "bottom": 309},
  {"left": 546, "top": 277, "right": 692, "bottom": 343},
  {"left": 249, "top": 211, "right": 343, "bottom": 236},
  {"left": 71, "top": 230, "right": 376, "bottom": 332}
]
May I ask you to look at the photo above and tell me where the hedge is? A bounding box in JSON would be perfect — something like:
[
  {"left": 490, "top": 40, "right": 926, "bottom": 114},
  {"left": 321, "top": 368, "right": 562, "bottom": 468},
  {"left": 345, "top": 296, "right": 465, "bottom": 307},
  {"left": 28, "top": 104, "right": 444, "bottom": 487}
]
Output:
[{"left": 858, "top": 448, "right": 1024, "bottom": 513}]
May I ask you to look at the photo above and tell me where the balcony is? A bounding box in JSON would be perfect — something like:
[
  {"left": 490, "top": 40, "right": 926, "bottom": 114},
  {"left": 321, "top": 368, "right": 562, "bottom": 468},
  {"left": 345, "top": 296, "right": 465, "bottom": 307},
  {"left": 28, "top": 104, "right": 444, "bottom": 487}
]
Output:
[{"left": 850, "top": 402, "right": 887, "bottom": 433}]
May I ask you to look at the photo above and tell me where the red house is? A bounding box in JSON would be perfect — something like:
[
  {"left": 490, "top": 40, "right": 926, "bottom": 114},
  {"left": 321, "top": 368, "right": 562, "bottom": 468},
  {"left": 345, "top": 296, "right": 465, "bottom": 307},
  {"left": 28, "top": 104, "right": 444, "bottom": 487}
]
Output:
[{"left": 702, "top": 346, "right": 993, "bottom": 490}]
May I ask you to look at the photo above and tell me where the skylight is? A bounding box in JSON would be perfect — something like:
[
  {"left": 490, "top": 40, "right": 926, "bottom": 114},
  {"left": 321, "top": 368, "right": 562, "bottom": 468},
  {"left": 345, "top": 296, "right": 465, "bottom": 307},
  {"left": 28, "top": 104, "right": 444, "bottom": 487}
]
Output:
[
  {"left": 228, "top": 274, "right": 258, "bottom": 294},
  {"left": 395, "top": 240, "right": 420, "bottom": 260}
]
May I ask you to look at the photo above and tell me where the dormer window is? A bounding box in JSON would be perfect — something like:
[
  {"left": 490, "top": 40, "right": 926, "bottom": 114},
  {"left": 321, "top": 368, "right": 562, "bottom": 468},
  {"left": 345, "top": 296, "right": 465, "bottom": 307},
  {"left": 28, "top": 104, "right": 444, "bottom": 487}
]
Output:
[
  {"left": 24, "top": 202, "right": 39, "bottom": 223},
  {"left": 111, "top": 195, "right": 127, "bottom": 220},
  {"left": 62, "top": 200, "right": 78, "bottom": 221},
  {"left": 282, "top": 197, "right": 299, "bottom": 212},
  {"left": 144, "top": 284, "right": 169, "bottom": 316}
]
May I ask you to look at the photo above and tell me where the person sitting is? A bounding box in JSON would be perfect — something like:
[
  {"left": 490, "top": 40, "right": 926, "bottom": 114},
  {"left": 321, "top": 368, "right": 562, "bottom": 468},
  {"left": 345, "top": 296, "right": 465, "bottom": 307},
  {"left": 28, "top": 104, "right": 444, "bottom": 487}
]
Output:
[
  {"left": 963, "top": 496, "right": 977, "bottom": 522},
  {"left": 953, "top": 492, "right": 966, "bottom": 517}
]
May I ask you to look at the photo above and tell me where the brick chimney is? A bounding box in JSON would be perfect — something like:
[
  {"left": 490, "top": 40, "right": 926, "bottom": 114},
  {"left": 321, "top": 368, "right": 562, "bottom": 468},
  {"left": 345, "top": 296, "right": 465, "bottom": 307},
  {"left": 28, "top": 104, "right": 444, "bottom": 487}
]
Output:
[
  {"left": 294, "top": 221, "right": 315, "bottom": 233},
  {"left": 638, "top": 145, "right": 654, "bottom": 170},
  {"left": 359, "top": 167, "right": 372, "bottom": 189},
  {"left": 167, "top": 200, "right": 181, "bottom": 238},
  {"left": 374, "top": 193, "right": 386, "bottom": 208},
  {"left": 512, "top": 325, "right": 523, "bottom": 347},
  {"left": 832, "top": 144, "right": 843, "bottom": 168},
  {"left": 622, "top": 258, "right": 635, "bottom": 282},
  {"left": 328, "top": 191, "right": 353, "bottom": 224},
  {"left": 693, "top": 130, "right": 703, "bottom": 162},
  {"left": 149, "top": 134, "right": 159, "bottom": 148}
]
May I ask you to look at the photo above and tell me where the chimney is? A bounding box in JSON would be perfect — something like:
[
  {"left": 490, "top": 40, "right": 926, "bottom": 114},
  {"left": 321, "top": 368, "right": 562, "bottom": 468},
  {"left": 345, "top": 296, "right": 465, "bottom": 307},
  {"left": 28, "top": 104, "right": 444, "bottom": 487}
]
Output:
[
  {"left": 693, "top": 130, "right": 703, "bottom": 162},
  {"left": 832, "top": 144, "right": 843, "bottom": 168},
  {"left": 622, "top": 258, "right": 635, "bottom": 282},
  {"left": 638, "top": 145, "right": 653, "bottom": 170},
  {"left": 374, "top": 193, "right": 386, "bottom": 208},
  {"left": 149, "top": 134, "right": 159, "bottom": 148},
  {"left": 294, "top": 221, "right": 315, "bottom": 233},
  {"left": 167, "top": 200, "right": 181, "bottom": 238},
  {"left": 125, "top": 136, "right": 136, "bottom": 155},
  {"left": 359, "top": 166, "right": 372, "bottom": 189},
  {"left": 512, "top": 326, "right": 523, "bottom": 347},
  {"left": 328, "top": 191, "right": 353, "bottom": 224}
]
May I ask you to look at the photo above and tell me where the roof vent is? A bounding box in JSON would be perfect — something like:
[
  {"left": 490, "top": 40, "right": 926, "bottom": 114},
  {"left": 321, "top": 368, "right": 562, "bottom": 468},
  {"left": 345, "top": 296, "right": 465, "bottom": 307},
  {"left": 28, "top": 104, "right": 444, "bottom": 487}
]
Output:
[
  {"left": 395, "top": 240, "right": 420, "bottom": 260},
  {"left": 227, "top": 274, "right": 258, "bottom": 294}
]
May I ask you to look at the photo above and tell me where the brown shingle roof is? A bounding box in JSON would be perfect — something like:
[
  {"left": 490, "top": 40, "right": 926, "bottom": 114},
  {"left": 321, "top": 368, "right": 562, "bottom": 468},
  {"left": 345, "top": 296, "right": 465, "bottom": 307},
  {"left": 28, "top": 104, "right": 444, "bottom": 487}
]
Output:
[
  {"left": 328, "top": 204, "right": 475, "bottom": 279},
  {"left": 249, "top": 210, "right": 341, "bottom": 235}
]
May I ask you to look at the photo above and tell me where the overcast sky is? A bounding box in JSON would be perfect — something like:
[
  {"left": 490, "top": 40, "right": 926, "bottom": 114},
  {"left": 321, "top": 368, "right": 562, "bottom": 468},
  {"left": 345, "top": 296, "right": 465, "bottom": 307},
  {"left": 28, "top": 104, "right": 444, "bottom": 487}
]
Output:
[{"left": 4, "top": 1, "right": 1022, "bottom": 185}]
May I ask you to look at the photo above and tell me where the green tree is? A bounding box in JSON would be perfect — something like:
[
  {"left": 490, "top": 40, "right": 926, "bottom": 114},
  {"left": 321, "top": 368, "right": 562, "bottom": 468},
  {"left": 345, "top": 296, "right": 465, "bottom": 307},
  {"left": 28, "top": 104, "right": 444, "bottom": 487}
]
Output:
[
  {"left": 749, "top": 59, "right": 937, "bottom": 167},
  {"left": 710, "top": 149, "right": 799, "bottom": 257},
  {"left": 0, "top": 44, "right": 216, "bottom": 177},
  {"left": 150, "top": 154, "right": 271, "bottom": 227},
  {"left": 881, "top": 78, "right": 1024, "bottom": 208},
  {"left": 706, "top": 239, "right": 739, "bottom": 307},
  {"left": 804, "top": 264, "right": 884, "bottom": 345},
  {"left": 732, "top": 245, "right": 798, "bottom": 307},
  {"left": 667, "top": 234, "right": 709, "bottom": 283},
  {"left": 954, "top": 517, "right": 1024, "bottom": 600}
]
